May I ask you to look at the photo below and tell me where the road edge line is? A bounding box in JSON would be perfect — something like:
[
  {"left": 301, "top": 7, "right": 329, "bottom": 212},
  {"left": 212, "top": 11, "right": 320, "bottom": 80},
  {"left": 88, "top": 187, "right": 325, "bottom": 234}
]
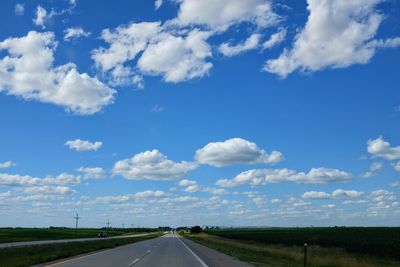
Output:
[{"left": 177, "top": 236, "right": 209, "bottom": 267}]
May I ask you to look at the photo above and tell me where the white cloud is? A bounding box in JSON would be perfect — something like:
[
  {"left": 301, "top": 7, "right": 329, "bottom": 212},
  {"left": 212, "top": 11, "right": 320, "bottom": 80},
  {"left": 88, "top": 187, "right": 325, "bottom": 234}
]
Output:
[
  {"left": 77, "top": 167, "right": 105, "bottom": 179},
  {"left": 195, "top": 138, "right": 283, "bottom": 167},
  {"left": 92, "top": 22, "right": 161, "bottom": 73},
  {"left": 112, "top": 150, "right": 198, "bottom": 180},
  {"left": 302, "top": 191, "right": 330, "bottom": 199},
  {"left": 216, "top": 167, "right": 352, "bottom": 187},
  {"left": 263, "top": 28, "right": 286, "bottom": 49},
  {"left": 0, "top": 31, "right": 115, "bottom": 115},
  {"left": 65, "top": 139, "right": 102, "bottom": 152},
  {"left": 367, "top": 137, "right": 400, "bottom": 161},
  {"left": 64, "top": 27, "right": 91, "bottom": 41},
  {"left": 331, "top": 189, "right": 363, "bottom": 198},
  {"left": 362, "top": 161, "right": 383, "bottom": 178},
  {"left": 0, "top": 172, "right": 80, "bottom": 187},
  {"left": 395, "top": 162, "right": 400, "bottom": 172},
  {"left": 155, "top": 0, "right": 163, "bottom": 10},
  {"left": 33, "top": 6, "right": 47, "bottom": 28},
  {"left": 93, "top": 23, "right": 213, "bottom": 84},
  {"left": 264, "top": 0, "right": 400, "bottom": 78},
  {"left": 137, "top": 29, "right": 213, "bottom": 83},
  {"left": 134, "top": 190, "right": 166, "bottom": 199},
  {"left": 0, "top": 161, "right": 15, "bottom": 169},
  {"left": 178, "top": 179, "right": 200, "bottom": 192},
  {"left": 174, "top": 0, "right": 279, "bottom": 31},
  {"left": 151, "top": 105, "right": 164, "bottom": 113},
  {"left": 24, "top": 186, "right": 74, "bottom": 195},
  {"left": 219, "top": 34, "right": 261, "bottom": 57},
  {"left": 15, "top": 3, "right": 24, "bottom": 16}
]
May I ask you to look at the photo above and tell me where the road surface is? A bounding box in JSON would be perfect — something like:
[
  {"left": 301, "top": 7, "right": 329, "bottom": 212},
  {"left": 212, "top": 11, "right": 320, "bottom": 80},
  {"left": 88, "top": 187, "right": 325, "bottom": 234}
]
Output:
[
  {"left": 40, "top": 233, "right": 252, "bottom": 267},
  {"left": 0, "top": 233, "right": 150, "bottom": 249}
]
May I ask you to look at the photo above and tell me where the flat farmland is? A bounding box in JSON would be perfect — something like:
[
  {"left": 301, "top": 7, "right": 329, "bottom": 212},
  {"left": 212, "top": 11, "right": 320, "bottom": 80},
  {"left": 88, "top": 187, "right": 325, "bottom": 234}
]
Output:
[
  {"left": 206, "top": 227, "right": 400, "bottom": 259},
  {"left": 0, "top": 228, "right": 142, "bottom": 243}
]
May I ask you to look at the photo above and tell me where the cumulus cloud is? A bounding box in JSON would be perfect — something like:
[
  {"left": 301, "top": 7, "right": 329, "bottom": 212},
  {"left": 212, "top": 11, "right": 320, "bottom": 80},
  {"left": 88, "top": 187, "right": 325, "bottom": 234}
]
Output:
[
  {"left": 137, "top": 29, "right": 213, "bottom": 83},
  {"left": 173, "top": 0, "right": 279, "bottom": 31},
  {"left": 0, "top": 161, "right": 15, "bottom": 169},
  {"left": 93, "top": 23, "right": 213, "bottom": 84},
  {"left": 65, "top": 139, "right": 103, "bottom": 151},
  {"left": 195, "top": 138, "right": 283, "bottom": 167},
  {"left": 92, "top": 22, "right": 161, "bottom": 73},
  {"left": 155, "top": 0, "right": 163, "bottom": 10},
  {"left": 77, "top": 167, "right": 105, "bottom": 179},
  {"left": 64, "top": 27, "right": 91, "bottom": 41},
  {"left": 15, "top": 3, "right": 24, "bottom": 16},
  {"left": 33, "top": 6, "right": 47, "bottom": 28},
  {"left": 263, "top": 28, "right": 286, "bottom": 49},
  {"left": 395, "top": 162, "right": 400, "bottom": 172},
  {"left": 216, "top": 167, "right": 352, "bottom": 187},
  {"left": 0, "top": 172, "right": 80, "bottom": 187},
  {"left": 178, "top": 179, "right": 200, "bottom": 192},
  {"left": 0, "top": 31, "right": 115, "bottom": 115},
  {"left": 302, "top": 191, "right": 331, "bottom": 199},
  {"left": 264, "top": 0, "right": 400, "bottom": 77},
  {"left": 367, "top": 137, "right": 400, "bottom": 161},
  {"left": 113, "top": 150, "right": 198, "bottom": 180},
  {"left": 362, "top": 161, "right": 383, "bottom": 178},
  {"left": 219, "top": 34, "right": 261, "bottom": 57}
]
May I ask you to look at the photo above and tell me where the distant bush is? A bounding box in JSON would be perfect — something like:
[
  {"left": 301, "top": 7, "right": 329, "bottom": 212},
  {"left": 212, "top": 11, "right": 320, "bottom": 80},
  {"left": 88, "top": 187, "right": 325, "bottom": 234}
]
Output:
[{"left": 190, "top": 226, "right": 203, "bottom": 234}]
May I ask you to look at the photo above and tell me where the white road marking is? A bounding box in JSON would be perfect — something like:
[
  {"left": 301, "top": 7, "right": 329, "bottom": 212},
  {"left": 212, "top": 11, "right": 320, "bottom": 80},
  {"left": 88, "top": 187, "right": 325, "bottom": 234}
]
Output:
[
  {"left": 128, "top": 249, "right": 152, "bottom": 267},
  {"left": 176, "top": 236, "right": 209, "bottom": 267}
]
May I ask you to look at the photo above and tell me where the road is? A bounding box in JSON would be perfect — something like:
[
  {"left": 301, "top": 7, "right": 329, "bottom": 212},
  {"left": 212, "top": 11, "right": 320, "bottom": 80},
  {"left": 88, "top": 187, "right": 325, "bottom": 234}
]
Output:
[
  {"left": 0, "top": 233, "right": 150, "bottom": 249},
  {"left": 41, "top": 233, "right": 252, "bottom": 267}
]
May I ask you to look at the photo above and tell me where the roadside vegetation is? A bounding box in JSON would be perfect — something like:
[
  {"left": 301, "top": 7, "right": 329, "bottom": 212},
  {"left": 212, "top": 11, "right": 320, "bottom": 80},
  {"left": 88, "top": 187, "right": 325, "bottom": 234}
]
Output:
[
  {"left": 0, "top": 227, "right": 155, "bottom": 243},
  {"left": 182, "top": 228, "right": 400, "bottom": 267},
  {"left": 0, "top": 232, "right": 162, "bottom": 267}
]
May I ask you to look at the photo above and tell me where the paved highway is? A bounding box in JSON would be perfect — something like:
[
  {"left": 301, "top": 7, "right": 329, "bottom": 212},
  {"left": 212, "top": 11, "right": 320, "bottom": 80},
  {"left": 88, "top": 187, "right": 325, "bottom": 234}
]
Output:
[
  {"left": 41, "top": 233, "right": 252, "bottom": 267},
  {"left": 0, "top": 233, "right": 150, "bottom": 249}
]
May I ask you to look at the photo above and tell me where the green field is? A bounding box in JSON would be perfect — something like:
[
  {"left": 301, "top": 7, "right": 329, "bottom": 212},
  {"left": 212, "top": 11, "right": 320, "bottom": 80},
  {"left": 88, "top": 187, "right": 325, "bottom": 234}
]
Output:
[
  {"left": 205, "top": 227, "right": 400, "bottom": 259},
  {"left": 184, "top": 230, "right": 400, "bottom": 267},
  {"left": 0, "top": 233, "right": 162, "bottom": 267},
  {"left": 0, "top": 227, "right": 153, "bottom": 243}
]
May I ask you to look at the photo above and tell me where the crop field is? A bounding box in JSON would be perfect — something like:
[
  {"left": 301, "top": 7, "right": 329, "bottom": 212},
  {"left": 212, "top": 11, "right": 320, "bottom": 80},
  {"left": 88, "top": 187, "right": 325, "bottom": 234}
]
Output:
[
  {"left": 206, "top": 227, "right": 400, "bottom": 259},
  {"left": 0, "top": 227, "right": 149, "bottom": 243},
  {"left": 184, "top": 230, "right": 400, "bottom": 267}
]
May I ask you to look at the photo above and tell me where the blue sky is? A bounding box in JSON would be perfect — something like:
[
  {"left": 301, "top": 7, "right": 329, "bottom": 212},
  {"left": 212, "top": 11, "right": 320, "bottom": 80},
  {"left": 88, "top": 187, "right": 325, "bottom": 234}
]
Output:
[{"left": 0, "top": 0, "right": 399, "bottom": 228}]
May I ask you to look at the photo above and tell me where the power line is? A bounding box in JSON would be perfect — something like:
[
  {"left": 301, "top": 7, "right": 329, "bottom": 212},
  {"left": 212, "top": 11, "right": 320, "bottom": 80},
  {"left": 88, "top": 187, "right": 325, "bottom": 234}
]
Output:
[{"left": 73, "top": 213, "right": 81, "bottom": 235}]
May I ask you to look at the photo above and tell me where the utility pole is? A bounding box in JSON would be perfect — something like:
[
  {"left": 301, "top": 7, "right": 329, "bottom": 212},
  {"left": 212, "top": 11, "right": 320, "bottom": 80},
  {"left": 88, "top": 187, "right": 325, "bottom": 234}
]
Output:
[
  {"left": 106, "top": 219, "right": 110, "bottom": 230},
  {"left": 74, "top": 213, "right": 81, "bottom": 235}
]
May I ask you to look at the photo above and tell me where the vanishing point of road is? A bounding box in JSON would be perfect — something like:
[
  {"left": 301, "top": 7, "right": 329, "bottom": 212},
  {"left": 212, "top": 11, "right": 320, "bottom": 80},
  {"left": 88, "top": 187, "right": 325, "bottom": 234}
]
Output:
[{"left": 39, "top": 233, "right": 252, "bottom": 267}]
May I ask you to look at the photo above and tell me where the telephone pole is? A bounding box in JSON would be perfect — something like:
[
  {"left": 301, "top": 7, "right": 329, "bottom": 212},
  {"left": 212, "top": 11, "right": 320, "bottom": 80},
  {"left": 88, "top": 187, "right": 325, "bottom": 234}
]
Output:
[
  {"left": 73, "top": 213, "right": 81, "bottom": 235},
  {"left": 106, "top": 219, "right": 110, "bottom": 230}
]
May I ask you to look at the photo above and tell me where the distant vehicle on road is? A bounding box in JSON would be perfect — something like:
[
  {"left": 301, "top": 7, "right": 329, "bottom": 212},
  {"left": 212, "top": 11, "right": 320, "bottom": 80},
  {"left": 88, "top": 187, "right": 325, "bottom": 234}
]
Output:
[{"left": 98, "top": 231, "right": 108, "bottom": 238}]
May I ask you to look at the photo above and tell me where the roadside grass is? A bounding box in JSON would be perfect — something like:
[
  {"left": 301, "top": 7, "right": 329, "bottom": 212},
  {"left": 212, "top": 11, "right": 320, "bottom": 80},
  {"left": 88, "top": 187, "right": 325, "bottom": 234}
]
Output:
[
  {"left": 0, "top": 228, "right": 148, "bottom": 243},
  {"left": 0, "top": 232, "right": 162, "bottom": 267},
  {"left": 183, "top": 233, "right": 400, "bottom": 267}
]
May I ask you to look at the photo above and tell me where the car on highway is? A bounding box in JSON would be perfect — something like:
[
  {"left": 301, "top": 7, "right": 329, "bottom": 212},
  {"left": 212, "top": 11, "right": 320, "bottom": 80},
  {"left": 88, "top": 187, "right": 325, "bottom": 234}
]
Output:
[{"left": 98, "top": 231, "right": 108, "bottom": 238}]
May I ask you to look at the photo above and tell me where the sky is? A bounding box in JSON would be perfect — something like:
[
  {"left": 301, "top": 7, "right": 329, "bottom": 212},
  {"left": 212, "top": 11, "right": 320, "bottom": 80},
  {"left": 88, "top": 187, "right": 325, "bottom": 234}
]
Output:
[{"left": 0, "top": 0, "right": 399, "bottom": 228}]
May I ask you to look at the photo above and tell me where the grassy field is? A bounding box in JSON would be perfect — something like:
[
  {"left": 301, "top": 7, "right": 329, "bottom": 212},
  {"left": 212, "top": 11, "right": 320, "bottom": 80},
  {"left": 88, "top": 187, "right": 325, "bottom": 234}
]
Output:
[
  {"left": 0, "top": 232, "right": 162, "bottom": 267},
  {"left": 0, "top": 227, "right": 149, "bottom": 243},
  {"left": 206, "top": 227, "right": 400, "bottom": 259},
  {"left": 184, "top": 232, "right": 400, "bottom": 267}
]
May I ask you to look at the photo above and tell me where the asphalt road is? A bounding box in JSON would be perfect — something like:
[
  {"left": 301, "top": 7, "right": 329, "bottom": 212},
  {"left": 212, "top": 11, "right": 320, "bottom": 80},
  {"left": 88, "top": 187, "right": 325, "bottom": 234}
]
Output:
[
  {"left": 0, "top": 233, "right": 150, "bottom": 249},
  {"left": 41, "top": 233, "right": 252, "bottom": 267}
]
